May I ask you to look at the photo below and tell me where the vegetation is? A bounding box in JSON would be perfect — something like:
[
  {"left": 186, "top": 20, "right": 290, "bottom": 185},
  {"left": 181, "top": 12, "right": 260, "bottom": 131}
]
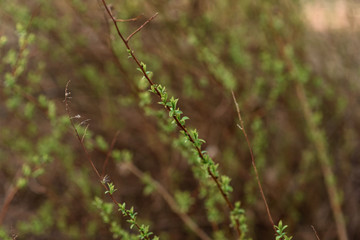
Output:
[{"left": 0, "top": 0, "right": 357, "bottom": 239}]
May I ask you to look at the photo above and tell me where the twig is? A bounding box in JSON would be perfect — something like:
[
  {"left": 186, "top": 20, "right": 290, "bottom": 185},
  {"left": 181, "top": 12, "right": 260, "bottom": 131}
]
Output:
[
  {"left": 126, "top": 13, "right": 159, "bottom": 43},
  {"left": 64, "top": 80, "right": 101, "bottom": 179},
  {"left": 100, "top": 1, "right": 242, "bottom": 236},
  {"left": 231, "top": 91, "right": 275, "bottom": 229},
  {"left": 106, "top": 4, "right": 143, "bottom": 22},
  {"left": 311, "top": 225, "right": 321, "bottom": 240},
  {"left": 116, "top": 15, "right": 143, "bottom": 22},
  {"left": 64, "top": 80, "right": 152, "bottom": 240},
  {"left": 0, "top": 170, "right": 21, "bottom": 225},
  {"left": 81, "top": 124, "right": 90, "bottom": 143}
]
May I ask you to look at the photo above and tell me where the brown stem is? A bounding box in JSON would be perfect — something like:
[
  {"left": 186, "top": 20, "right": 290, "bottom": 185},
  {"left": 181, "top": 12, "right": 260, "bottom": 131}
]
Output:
[
  {"left": 115, "top": 15, "right": 143, "bottom": 22},
  {"left": 100, "top": 1, "right": 242, "bottom": 236},
  {"left": 64, "top": 81, "right": 152, "bottom": 240},
  {"left": 126, "top": 13, "right": 158, "bottom": 42},
  {"left": 311, "top": 225, "right": 321, "bottom": 240},
  {"left": 0, "top": 184, "right": 19, "bottom": 225},
  {"left": 231, "top": 91, "right": 275, "bottom": 229}
]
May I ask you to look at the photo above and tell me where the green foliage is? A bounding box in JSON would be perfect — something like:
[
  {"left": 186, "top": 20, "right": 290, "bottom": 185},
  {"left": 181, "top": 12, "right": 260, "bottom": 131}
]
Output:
[
  {"left": 0, "top": 227, "right": 12, "bottom": 240},
  {"left": 93, "top": 197, "right": 138, "bottom": 239},
  {"left": 141, "top": 173, "right": 156, "bottom": 196},
  {"left": 105, "top": 182, "right": 117, "bottom": 195},
  {"left": 117, "top": 203, "right": 158, "bottom": 240},
  {"left": 0, "top": 0, "right": 355, "bottom": 239},
  {"left": 230, "top": 202, "right": 249, "bottom": 240},
  {"left": 174, "top": 191, "right": 194, "bottom": 213},
  {"left": 17, "top": 202, "right": 54, "bottom": 236},
  {"left": 275, "top": 221, "right": 293, "bottom": 240}
]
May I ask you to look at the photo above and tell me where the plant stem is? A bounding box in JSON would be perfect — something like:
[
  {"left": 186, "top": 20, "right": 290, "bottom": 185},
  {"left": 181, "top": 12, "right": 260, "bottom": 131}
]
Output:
[
  {"left": 231, "top": 91, "right": 275, "bottom": 230},
  {"left": 100, "top": 0, "right": 242, "bottom": 236}
]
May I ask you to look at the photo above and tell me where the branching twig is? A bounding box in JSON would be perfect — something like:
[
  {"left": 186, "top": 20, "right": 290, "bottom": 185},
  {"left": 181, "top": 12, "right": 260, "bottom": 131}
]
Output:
[
  {"left": 126, "top": 13, "right": 158, "bottom": 42},
  {"left": 64, "top": 80, "right": 153, "bottom": 240},
  {"left": 65, "top": 81, "right": 101, "bottom": 179},
  {"left": 231, "top": 91, "right": 275, "bottom": 229},
  {"left": 100, "top": 0, "right": 242, "bottom": 236}
]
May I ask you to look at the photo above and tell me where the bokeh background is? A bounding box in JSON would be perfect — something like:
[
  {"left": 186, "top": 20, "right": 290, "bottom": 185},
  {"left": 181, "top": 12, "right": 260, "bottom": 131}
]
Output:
[{"left": 1, "top": 0, "right": 359, "bottom": 239}]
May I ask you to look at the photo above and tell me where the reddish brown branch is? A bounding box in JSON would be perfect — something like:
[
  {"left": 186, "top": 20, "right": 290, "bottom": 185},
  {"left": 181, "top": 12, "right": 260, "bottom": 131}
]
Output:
[
  {"left": 64, "top": 80, "right": 101, "bottom": 179},
  {"left": 311, "top": 225, "right": 321, "bottom": 240},
  {"left": 64, "top": 81, "right": 151, "bottom": 240},
  {"left": 100, "top": 0, "right": 242, "bottom": 236},
  {"left": 0, "top": 173, "right": 20, "bottom": 225},
  {"left": 231, "top": 91, "right": 275, "bottom": 230},
  {"left": 126, "top": 13, "right": 158, "bottom": 42},
  {"left": 116, "top": 15, "right": 143, "bottom": 22}
]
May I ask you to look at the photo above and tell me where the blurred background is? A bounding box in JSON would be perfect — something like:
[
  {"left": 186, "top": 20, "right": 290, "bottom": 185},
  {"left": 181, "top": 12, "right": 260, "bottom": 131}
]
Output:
[{"left": 1, "top": 0, "right": 359, "bottom": 239}]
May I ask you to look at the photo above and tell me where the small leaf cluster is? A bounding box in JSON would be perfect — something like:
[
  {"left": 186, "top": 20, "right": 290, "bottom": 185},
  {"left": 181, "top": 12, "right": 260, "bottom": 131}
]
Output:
[
  {"left": 174, "top": 190, "right": 195, "bottom": 213},
  {"left": 105, "top": 182, "right": 117, "bottom": 195},
  {"left": 220, "top": 176, "right": 233, "bottom": 195},
  {"left": 141, "top": 173, "right": 156, "bottom": 196},
  {"left": 150, "top": 84, "right": 189, "bottom": 126},
  {"left": 0, "top": 227, "right": 12, "bottom": 240},
  {"left": 189, "top": 129, "right": 205, "bottom": 149},
  {"left": 112, "top": 149, "right": 133, "bottom": 163},
  {"left": 275, "top": 221, "right": 293, "bottom": 240},
  {"left": 230, "top": 202, "right": 249, "bottom": 240},
  {"left": 117, "top": 203, "right": 158, "bottom": 240},
  {"left": 14, "top": 153, "right": 50, "bottom": 189},
  {"left": 93, "top": 197, "right": 138, "bottom": 239}
]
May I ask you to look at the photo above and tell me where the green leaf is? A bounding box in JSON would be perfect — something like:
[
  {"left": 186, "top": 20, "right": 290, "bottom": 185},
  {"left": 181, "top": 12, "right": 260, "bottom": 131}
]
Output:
[
  {"left": 16, "top": 177, "right": 27, "bottom": 189},
  {"left": 0, "top": 35, "right": 7, "bottom": 47},
  {"left": 95, "top": 135, "right": 109, "bottom": 151},
  {"left": 22, "top": 164, "right": 31, "bottom": 177}
]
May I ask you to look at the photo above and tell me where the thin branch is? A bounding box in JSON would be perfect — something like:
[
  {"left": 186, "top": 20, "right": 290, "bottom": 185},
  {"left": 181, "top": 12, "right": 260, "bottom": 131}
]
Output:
[
  {"left": 81, "top": 124, "right": 90, "bottom": 143},
  {"left": 126, "top": 12, "right": 159, "bottom": 43},
  {"left": 64, "top": 80, "right": 101, "bottom": 179},
  {"left": 311, "top": 225, "right": 321, "bottom": 240},
  {"left": 100, "top": 0, "right": 242, "bottom": 236},
  {"left": 64, "top": 80, "right": 152, "bottom": 240},
  {"left": 231, "top": 91, "right": 275, "bottom": 229},
  {"left": 116, "top": 14, "right": 143, "bottom": 22},
  {"left": 0, "top": 170, "right": 21, "bottom": 225}
]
